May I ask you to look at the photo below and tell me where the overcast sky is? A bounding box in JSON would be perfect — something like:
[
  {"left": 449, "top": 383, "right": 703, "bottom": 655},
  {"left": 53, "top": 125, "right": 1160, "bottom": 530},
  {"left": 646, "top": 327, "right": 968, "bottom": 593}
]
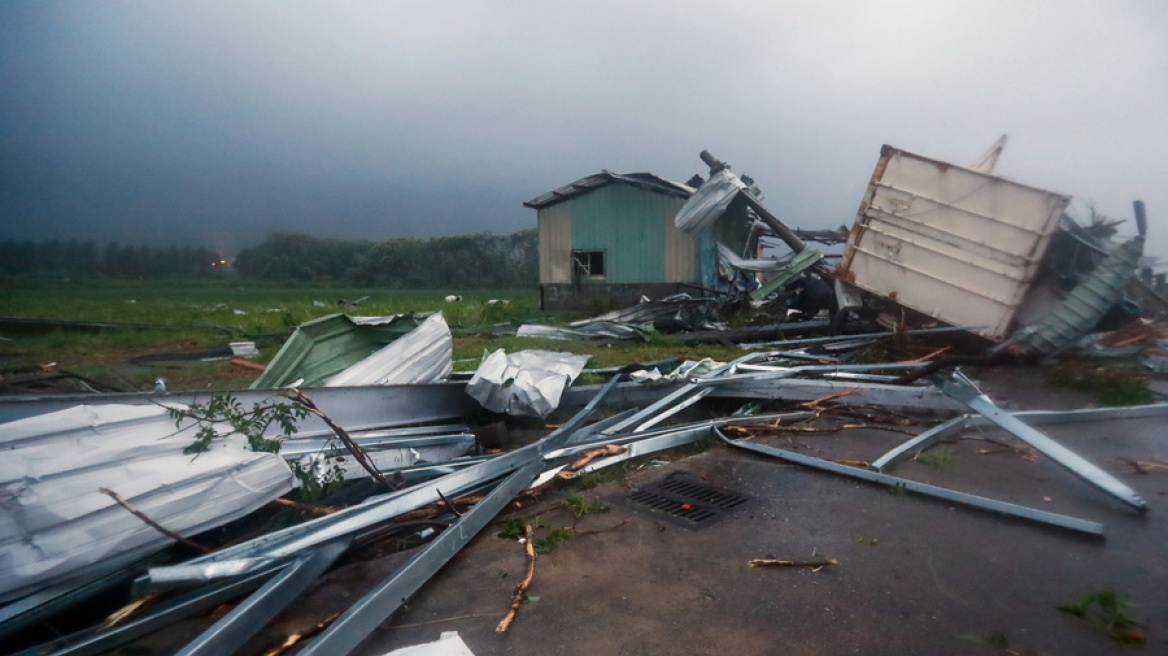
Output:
[{"left": 2, "top": 1, "right": 1165, "bottom": 258}]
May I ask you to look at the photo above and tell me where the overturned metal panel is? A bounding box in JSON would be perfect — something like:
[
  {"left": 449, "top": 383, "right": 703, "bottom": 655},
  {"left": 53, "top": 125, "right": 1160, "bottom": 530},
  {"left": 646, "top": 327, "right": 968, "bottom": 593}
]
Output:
[
  {"left": 466, "top": 349, "right": 591, "bottom": 418},
  {"left": 326, "top": 312, "right": 453, "bottom": 386},
  {"left": 0, "top": 404, "right": 293, "bottom": 603},
  {"left": 837, "top": 145, "right": 1071, "bottom": 341},
  {"left": 251, "top": 313, "right": 448, "bottom": 389}
]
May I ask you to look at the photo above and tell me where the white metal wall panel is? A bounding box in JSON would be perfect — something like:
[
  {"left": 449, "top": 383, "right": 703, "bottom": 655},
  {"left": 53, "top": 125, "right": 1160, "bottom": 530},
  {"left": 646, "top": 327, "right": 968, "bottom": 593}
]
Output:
[
  {"left": 839, "top": 147, "right": 1070, "bottom": 341},
  {"left": 539, "top": 205, "right": 573, "bottom": 284}
]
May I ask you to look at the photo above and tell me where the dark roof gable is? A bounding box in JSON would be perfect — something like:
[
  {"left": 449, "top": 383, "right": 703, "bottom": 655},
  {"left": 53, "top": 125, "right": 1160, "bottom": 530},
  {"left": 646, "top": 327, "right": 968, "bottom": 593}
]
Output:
[{"left": 523, "top": 170, "right": 694, "bottom": 210}]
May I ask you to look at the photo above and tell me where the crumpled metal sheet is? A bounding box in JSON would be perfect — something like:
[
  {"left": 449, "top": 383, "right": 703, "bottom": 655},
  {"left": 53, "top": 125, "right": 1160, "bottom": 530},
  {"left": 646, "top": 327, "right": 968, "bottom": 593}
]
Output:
[
  {"left": 674, "top": 169, "right": 746, "bottom": 235},
  {"left": 0, "top": 404, "right": 293, "bottom": 603},
  {"left": 715, "top": 242, "right": 786, "bottom": 272},
  {"left": 252, "top": 313, "right": 451, "bottom": 389},
  {"left": 326, "top": 313, "right": 453, "bottom": 386},
  {"left": 571, "top": 295, "right": 715, "bottom": 331},
  {"left": 517, "top": 321, "right": 652, "bottom": 341},
  {"left": 465, "top": 350, "right": 591, "bottom": 417},
  {"left": 750, "top": 247, "right": 824, "bottom": 302}
]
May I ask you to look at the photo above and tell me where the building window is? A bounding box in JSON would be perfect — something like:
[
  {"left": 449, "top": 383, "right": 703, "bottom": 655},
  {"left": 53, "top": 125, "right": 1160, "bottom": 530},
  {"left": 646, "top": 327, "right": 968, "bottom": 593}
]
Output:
[{"left": 572, "top": 250, "right": 606, "bottom": 280}]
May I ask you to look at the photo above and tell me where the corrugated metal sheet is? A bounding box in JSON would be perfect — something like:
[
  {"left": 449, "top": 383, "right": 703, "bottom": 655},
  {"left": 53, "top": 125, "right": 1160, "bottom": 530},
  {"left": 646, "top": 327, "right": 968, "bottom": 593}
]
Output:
[
  {"left": 1008, "top": 235, "right": 1145, "bottom": 357},
  {"left": 837, "top": 145, "right": 1070, "bottom": 341},
  {"left": 570, "top": 183, "right": 687, "bottom": 284},
  {"left": 0, "top": 404, "right": 293, "bottom": 603},
  {"left": 539, "top": 204, "right": 573, "bottom": 284},
  {"left": 251, "top": 313, "right": 448, "bottom": 389}
]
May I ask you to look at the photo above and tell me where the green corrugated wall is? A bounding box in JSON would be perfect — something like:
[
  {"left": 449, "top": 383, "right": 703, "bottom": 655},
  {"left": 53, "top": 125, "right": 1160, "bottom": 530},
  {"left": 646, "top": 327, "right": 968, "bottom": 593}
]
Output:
[{"left": 548, "top": 182, "right": 691, "bottom": 282}]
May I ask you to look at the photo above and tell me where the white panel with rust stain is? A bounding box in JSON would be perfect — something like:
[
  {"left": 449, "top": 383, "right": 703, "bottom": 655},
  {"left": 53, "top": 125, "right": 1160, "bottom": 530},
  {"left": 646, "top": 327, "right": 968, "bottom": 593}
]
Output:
[{"left": 838, "top": 146, "right": 1070, "bottom": 341}]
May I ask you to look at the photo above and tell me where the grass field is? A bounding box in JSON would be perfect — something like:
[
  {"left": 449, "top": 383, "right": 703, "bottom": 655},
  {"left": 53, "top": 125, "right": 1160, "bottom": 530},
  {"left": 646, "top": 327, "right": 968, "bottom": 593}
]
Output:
[{"left": 0, "top": 278, "right": 744, "bottom": 392}]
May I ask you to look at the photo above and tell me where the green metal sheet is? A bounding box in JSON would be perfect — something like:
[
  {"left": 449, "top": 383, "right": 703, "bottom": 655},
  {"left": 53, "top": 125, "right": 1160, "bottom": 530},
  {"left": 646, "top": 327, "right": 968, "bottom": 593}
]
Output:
[
  {"left": 250, "top": 313, "right": 428, "bottom": 389},
  {"left": 1009, "top": 236, "right": 1144, "bottom": 358},
  {"left": 570, "top": 184, "right": 686, "bottom": 284},
  {"left": 750, "top": 247, "right": 824, "bottom": 301}
]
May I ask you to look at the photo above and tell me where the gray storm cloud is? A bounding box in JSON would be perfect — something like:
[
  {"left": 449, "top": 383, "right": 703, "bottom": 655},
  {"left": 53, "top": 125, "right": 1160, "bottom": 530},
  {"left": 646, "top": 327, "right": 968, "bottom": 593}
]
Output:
[{"left": 1, "top": 1, "right": 1165, "bottom": 258}]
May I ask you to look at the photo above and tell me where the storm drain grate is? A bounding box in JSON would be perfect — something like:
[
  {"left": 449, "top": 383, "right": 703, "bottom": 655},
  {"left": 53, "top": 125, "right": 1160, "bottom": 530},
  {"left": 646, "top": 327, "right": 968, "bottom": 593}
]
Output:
[{"left": 626, "top": 472, "right": 748, "bottom": 525}]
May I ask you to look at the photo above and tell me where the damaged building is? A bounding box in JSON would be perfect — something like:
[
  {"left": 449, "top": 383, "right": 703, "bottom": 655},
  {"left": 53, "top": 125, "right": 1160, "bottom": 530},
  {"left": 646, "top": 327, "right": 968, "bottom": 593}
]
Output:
[{"left": 525, "top": 171, "right": 752, "bottom": 312}]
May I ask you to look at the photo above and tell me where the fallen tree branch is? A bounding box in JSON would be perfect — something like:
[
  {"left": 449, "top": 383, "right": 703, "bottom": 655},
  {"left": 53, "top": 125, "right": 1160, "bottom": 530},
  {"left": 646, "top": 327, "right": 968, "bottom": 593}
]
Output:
[
  {"left": 748, "top": 558, "right": 838, "bottom": 569},
  {"left": 556, "top": 444, "right": 627, "bottom": 480},
  {"left": 270, "top": 497, "right": 337, "bottom": 515},
  {"left": 286, "top": 388, "right": 395, "bottom": 490},
  {"left": 98, "top": 487, "right": 212, "bottom": 553},
  {"left": 496, "top": 523, "right": 537, "bottom": 633},
  {"left": 260, "top": 612, "right": 341, "bottom": 656},
  {"left": 798, "top": 388, "right": 864, "bottom": 412},
  {"left": 435, "top": 487, "right": 464, "bottom": 517},
  {"left": 1120, "top": 457, "right": 1168, "bottom": 475}
]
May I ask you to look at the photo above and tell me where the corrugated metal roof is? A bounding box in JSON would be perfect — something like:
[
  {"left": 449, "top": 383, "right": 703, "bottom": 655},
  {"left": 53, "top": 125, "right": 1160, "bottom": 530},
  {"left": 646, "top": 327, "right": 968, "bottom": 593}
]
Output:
[{"left": 523, "top": 170, "right": 694, "bottom": 210}]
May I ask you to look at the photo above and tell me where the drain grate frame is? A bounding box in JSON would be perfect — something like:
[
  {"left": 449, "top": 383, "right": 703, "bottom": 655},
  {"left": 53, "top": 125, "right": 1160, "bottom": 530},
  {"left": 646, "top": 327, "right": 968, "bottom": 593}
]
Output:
[{"left": 623, "top": 471, "right": 749, "bottom": 527}]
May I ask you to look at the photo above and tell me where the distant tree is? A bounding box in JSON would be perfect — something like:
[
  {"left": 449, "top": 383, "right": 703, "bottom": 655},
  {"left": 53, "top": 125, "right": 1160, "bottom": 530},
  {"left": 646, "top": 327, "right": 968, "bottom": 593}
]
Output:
[{"left": 237, "top": 229, "right": 538, "bottom": 288}]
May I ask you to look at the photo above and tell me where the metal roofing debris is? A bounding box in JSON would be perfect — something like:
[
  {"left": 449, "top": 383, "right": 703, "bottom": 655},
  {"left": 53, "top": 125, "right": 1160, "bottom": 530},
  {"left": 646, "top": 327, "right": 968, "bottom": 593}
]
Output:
[
  {"left": 0, "top": 404, "right": 293, "bottom": 603},
  {"left": 1005, "top": 234, "right": 1146, "bottom": 359},
  {"left": 465, "top": 349, "right": 591, "bottom": 418},
  {"left": 674, "top": 168, "right": 747, "bottom": 235},
  {"left": 251, "top": 312, "right": 451, "bottom": 389},
  {"left": 173, "top": 537, "right": 351, "bottom": 656},
  {"left": 0, "top": 384, "right": 480, "bottom": 426},
  {"left": 715, "top": 242, "right": 789, "bottom": 272},
  {"left": 715, "top": 428, "right": 1105, "bottom": 537},
  {"left": 571, "top": 293, "right": 716, "bottom": 330},
  {"left": 936, "top": 369, "right": 1147, "bottom": 511},
  {"left": 872, "top": 401, "right": 1168, "bottom": 472},
  {"left": 516, "top": 321, "right": 652, "bottom": 341},
  {"left": 749, "top": 246, "right": 823, "bottom": 302},
  {"left": 325, "top": 312, "right": 453, "bottom": 386},
  {"left": 286, "top": 432, "right": 474, "bottom": 485},
  {"left": 523, "top": 170, "right": 693, "bottom": 210},
  {"left": 6, "top": 350, "right": 1165, "bottom": 654}
]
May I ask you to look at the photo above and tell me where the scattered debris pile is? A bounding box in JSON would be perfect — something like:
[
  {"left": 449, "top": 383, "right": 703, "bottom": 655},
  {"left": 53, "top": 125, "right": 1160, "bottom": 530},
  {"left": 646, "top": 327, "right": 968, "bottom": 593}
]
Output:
[{"left": 1, "top": 141, "right": 1166, "bottom": 655}]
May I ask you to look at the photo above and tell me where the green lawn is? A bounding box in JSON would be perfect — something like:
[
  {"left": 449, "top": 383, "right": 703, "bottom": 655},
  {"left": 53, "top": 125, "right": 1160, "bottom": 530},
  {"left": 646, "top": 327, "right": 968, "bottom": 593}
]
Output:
[{"left": 0, "top": 278, "right": 742, "bottom": 392}]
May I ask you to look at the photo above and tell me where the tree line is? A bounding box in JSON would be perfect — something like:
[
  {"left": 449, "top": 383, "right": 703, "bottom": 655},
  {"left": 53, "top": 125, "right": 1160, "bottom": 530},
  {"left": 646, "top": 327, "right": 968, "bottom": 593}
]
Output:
[
  {"left": 1, "top": 229, "right": 538, "bottom": 287},
  {"left": 0, "top": 240, "right": 222, "bottom": 279},
  {"left": 234, "top": 230, "right": 537, "bottom": 288}
]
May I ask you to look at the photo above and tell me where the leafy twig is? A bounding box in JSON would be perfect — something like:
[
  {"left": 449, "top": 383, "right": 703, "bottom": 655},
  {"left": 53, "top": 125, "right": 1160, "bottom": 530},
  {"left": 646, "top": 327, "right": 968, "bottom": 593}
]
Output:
[{"left": 285, "top": 388, "right": 395, "bottom": 490}]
